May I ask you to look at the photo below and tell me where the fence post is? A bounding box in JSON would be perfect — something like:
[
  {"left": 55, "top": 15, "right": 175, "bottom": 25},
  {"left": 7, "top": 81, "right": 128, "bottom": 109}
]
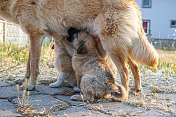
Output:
[{"left": 3, "top": 21, "right": 5, "bottom": 42}]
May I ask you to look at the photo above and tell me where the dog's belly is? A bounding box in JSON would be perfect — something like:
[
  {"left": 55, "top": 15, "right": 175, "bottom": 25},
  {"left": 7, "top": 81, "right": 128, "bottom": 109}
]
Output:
[{"left": 37, "top": 0, "right": 104, "bottom": 37}]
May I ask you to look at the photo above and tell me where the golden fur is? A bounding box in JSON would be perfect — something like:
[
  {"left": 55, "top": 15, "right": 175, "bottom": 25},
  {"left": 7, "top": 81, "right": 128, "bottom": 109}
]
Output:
[
  {"left": 0, "top": 0, "right": 158, "bottom": 92},
  {"left": 0, "top": 0, "right": 76, "bottom": 90},
  {"left": 71, "top": 32, "right": 127, "bottom": 102},
  {"left": 36, "top": 0, "right": 158, "bottom": 93}
]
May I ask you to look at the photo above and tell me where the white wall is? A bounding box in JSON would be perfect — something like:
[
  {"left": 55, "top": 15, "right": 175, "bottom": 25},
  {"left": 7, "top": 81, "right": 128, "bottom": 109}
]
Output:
[{"left": 135, "top": 0, "right": 176, "bottom": 39}]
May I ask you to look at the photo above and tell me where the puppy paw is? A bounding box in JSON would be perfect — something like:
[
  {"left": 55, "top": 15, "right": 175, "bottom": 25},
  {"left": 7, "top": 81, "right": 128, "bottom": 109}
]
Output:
[
  {"left": 71, "top": 95, "right": 81, "bottom": 101},
  {"left": 74, "top": 87, "right": 81, "bottom": 92},
  {"left": 49, "top": 81, "right": 62, "bottom": 88}
]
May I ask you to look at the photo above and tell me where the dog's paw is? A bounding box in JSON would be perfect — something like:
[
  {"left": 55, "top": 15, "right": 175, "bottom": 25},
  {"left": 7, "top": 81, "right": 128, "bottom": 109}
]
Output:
[
  {"left": 20, "top": 82, "right": 35, "bottom": 91},
  {"left": 49, "top": 81, "right": 62, "bottom": 88},
  {"left": 27, "top": 83, "right": 35, "bottom": 91},
  {"left": 130, "top": 86, "right": 142, "bottom": 93},
  {"left": 74, "top": 87, "right": 81, "bottom": 92}
]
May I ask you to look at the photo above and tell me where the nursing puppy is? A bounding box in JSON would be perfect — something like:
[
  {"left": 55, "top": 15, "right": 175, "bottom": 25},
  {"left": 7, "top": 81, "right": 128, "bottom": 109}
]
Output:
[
  {"left": 70, "top": 31, "right": 127, "bottom": 102},
  {"left": 50, "top": 27, "right": 116, "bottom": 89}
]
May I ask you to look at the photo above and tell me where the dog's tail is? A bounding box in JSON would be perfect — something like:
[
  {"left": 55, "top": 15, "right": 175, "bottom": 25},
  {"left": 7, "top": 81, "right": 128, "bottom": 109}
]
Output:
[
  {"left": 110, "top": 84, "right": 127, "bottom": 102},
  {"left": 130, "top": 25, "right": 158, "bottom": 68}
]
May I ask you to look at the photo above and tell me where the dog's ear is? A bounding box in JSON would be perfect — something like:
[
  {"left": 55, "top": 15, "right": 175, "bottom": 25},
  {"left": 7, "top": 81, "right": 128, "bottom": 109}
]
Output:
[{"left": 77, "top": 44, "right": 88, "bottom": 54}]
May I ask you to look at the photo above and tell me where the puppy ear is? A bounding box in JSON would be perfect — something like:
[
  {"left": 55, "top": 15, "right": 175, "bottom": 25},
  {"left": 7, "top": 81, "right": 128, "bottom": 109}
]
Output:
[{"left": 77, "top": 45, "right": 88, "bottom": 54}]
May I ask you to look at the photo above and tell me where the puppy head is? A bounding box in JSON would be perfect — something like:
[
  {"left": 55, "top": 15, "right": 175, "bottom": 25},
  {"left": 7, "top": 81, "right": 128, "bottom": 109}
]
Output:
[
  {"left": 67, "top": 27, "right": 80, "bottom": 42},
  {"left": 73, "top": 32, "right": 96, "bottom": 54}
]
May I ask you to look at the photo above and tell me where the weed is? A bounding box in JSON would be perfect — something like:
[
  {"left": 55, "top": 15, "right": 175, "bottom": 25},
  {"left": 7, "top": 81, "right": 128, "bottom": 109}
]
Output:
[{"left": 16, "top": 80, "right": 53, "bottom": 116}]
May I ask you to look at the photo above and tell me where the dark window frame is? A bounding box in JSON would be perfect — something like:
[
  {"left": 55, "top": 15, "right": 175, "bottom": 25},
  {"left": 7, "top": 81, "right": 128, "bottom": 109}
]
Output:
[
  {"left": 170, "top": 20, "right": 176, "bottom": 28},
  {"left": 142, "top": 19, "right": 151, "bottom": 34},
  {"left": 142, "top": 0, "right": 152, "bottom": 8}
]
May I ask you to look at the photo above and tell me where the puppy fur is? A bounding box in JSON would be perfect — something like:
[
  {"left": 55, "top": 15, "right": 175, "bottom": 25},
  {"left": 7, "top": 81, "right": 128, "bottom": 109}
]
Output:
[
  {"left": 49, "top": 38, "right": 76, "bottom": 88},
  {"left": 71, "top": 32, "right": 127, "bottom": 102}
]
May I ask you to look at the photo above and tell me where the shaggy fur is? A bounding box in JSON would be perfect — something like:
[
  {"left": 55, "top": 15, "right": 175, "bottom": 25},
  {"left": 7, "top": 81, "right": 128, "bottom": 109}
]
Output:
[
  {"left": 71, "top": 32, "right": 127, "bottom": 102},
  {"left": 36, "top": 0, "right": 158, "bottom": 93},
  {"left": 0, "top": 0, "right": 158, "bottom": 92}
]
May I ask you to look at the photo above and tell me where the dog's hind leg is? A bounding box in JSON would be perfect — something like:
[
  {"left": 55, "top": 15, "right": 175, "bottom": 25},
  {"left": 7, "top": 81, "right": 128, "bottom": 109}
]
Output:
[
  {"left": 128, "top": 57, "right": 141, "bottom": 92},
  {"left": 110, "top": 53, "right": 129, "bottom": 94}
]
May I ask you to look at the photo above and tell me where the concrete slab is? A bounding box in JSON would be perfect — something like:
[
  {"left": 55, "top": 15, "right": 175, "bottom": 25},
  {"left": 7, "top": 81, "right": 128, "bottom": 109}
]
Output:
[
  {"left": 135, "top": 109, "right": 173, "bottom": 117},
  {"left": 0, "top": 85, "right": 39, "bottom": 98},
  {"left": 36, "top": 84, "right": 74, "bottom": 95},
  {"left": 13, "top": 94, "right": 70, "bottom": 111},
  {"left": 86, "top": 102, "right": 145, "bottom": 116},
  {"left": 0, "top": 81, "right": 11, "bottom": 87},
  {"left": 158, "top": 93, "right": 176, "bottom": 102},
  {"left": 54, "top": 106, "right": 110, "bottom": 117},
  {"left": 0, "top": 99, "right": 21, "bottom": 117},
  {"left": 56, "top": 95, "right": 85, "bottom": 106}
]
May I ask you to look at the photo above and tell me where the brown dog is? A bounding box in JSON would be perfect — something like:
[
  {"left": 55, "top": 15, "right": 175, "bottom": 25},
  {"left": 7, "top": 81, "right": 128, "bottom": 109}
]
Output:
[
  {"left": 71, "top": 31, "right": 127, "bottom": 102},
  {"left": 0, "top": 0, "right": 76, "bottom": 90},
  {"left": 0, "top": 0, "right": 45, "bottom": 90},
  {"left": 36, "top": 0, "right": 158, "bottom": 93},
  {"left": 0, "top": 0, "right": 158, "bottom": 92}
]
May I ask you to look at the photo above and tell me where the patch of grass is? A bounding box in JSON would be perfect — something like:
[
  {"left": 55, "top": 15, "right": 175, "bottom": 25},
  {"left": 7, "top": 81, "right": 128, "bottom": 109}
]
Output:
[
  {"left": 156, "top": 47, "right": 176, "bottom": 51},
  {"left": 0, "top": 42, "right": 54, "bottom": 67},
  {"left": 0, "top": 42, "right": 56, "bottom": 81},
  {"left": 0, "top": 43, "right": 29, "bottom": 66}
]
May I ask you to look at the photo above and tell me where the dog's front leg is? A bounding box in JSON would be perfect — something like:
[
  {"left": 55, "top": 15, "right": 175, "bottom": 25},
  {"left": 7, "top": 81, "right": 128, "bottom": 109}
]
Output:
[
  {"left": 112, "top": 56, "right": 129, "bottom": 94},
  {"left": 26, "top": 32, "right": 44, "bottom": 90},
  {"left": 25, "top": 51, "right": 31, "bottom": 79}
]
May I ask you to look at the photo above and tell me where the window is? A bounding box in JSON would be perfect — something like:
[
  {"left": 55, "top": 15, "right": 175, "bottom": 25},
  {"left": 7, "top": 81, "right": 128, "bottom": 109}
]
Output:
[
  {"left": 142, "top": 0, "right": 152, "bottom": 8},
  {"left": 142, "top": 20, "right": 150, "bottom": 34},
  {"left": 171, "top": 20, "right": 176, "bottom": 28}
]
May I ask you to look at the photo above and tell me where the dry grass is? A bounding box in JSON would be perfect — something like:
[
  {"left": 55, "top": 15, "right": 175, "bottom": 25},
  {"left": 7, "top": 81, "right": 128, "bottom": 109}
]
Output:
[{"left": 157, "top": 49, "right": 176, "bottom": 64}]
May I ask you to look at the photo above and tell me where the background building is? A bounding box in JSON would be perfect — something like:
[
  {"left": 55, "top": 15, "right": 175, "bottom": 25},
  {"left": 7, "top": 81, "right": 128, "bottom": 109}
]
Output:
[
  {"left": 135, "top": 0, "right": 176, "bottom": 39},
  {"left": 0, "top": 19, "right": 29, "bottom": 45},
  {"left": 0, "top": 19, "right": 51, "bottom": 45}
]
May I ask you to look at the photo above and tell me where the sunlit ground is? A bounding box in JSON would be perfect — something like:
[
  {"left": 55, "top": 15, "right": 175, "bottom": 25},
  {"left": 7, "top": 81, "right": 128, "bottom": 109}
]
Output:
[{"left": 0, "top": 43, "right": 176, "bottom": 115}]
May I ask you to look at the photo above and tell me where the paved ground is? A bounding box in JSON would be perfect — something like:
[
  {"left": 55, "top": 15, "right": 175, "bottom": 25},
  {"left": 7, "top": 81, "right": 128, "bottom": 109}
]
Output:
[{"left": 0, "top": 77, "right": 176, "bottom": 117}]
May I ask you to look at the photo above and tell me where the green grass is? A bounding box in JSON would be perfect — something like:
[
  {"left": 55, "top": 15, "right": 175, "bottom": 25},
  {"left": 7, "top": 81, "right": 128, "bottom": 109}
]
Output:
[
  {"left": 0, "top": 42, "right": 55, "bottom": 68},
  {"left": 0, "top": 43, "right": 29, "bottom": 66}
]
